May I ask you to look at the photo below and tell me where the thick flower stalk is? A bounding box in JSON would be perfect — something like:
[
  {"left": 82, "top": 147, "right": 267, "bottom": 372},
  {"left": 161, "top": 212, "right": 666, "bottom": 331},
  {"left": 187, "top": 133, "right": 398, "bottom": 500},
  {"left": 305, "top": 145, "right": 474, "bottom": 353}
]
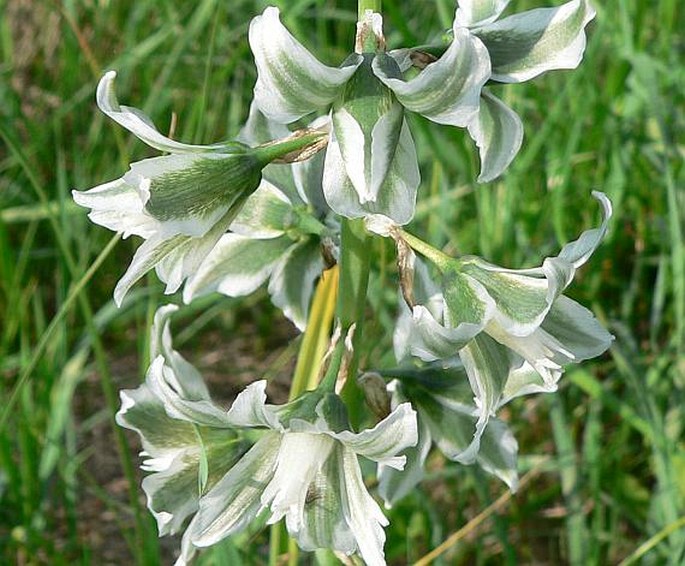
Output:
[
  {"left": 73, "top": 72, "right": 326, "bottom": 305},
  {"left": 118, "top": 306, "right": 417, "bottom": 565}
]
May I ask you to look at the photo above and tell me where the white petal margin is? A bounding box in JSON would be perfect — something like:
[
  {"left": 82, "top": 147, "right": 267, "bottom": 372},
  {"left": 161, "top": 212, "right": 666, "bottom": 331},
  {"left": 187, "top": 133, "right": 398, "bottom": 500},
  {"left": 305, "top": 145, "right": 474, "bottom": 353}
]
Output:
[
  {"left": 467, "top": 90, "right": 524, "bottom": 183},
  {"left": 372, "top": 27, "right": 490, "bottom": 128},
  {"left": 474, "top": 0, "right": 597, "bottom": 83},
  {"left": 323, "top": 119, "right": 419, "bottom": 225},
  {"left": 249, "top": 7, "right": 362, "bottom": 123},
  {"left": 455, "top": 0, "right": 511, "bottom": 27},
  {"left": 96, "top": 71, "right": 221, "bottom": 153}
]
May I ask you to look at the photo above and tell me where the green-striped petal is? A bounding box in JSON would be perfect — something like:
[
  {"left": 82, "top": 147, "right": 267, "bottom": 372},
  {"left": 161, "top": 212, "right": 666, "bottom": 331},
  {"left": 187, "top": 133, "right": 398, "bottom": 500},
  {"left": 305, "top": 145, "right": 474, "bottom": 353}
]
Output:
[
  {"left": 249, "top": 7, "right": 362, "bottom": 123},
  {"left": 467, "top": 90, "right": 524, "bottom": 182},
  {"left": 323, "top": 118, "right": 419, "bottom": 225},
  {"left": 473, "top": 0, "right": 596, "bottom": 83},
  {"left": 268, "top": 239, "right": 324, "bottom": 331},
  {"left": 372, "top": 26, "right": 490, "bottom": 127},
  {"left": 182, "top": 233, "right": 291, "bottom": 303},
  {"left": 455, "top": 0, "right": 510, "bottom": 27},
  {"left": 96, "top": 71, "right": 227, "bottom": 153}
]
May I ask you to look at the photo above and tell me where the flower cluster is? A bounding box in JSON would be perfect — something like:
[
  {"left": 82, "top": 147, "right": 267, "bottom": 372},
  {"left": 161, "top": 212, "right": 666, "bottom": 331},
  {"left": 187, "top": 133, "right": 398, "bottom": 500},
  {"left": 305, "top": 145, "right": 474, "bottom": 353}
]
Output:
[{"left": 73, "top": 2, "right": 607, "bottom": 564}]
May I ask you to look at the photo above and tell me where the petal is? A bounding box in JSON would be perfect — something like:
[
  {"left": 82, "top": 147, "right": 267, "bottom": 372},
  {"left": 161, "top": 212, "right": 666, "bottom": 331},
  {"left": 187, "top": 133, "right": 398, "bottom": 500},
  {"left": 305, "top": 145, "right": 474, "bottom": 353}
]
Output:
[
  {"left": 296, "top": 447, "right": 356, "bottom": 553},
  {"left": 459, "top": 260, "right": 560, "bottom": 337},
  {"left": 113, "top": 207, "right": 235, "bottom": 306},
  {"left": 557, "top": 191, "right": 612, "bottom": 268},
  {"left": 191, "top": 433, "right": 281, "bottom": 547},
  {"left": 442, "top": 268, "right": 497, "bottom": 331},
  {"left": 541, "top": 295, "right": 613, "bottom": 360},
  {"left": 150, "top": 305, "right": 212, "bottom": 401},
  {"left": 474, "top": 0, "right": 597, "bottom": 83},
  {"left": 96, "top": 71, "right": 222, "bottom": 153},
  {"left": 378, "top": 415, "right": 432, "bottom": 507},
  {"left": 72, "top": 178, "right": 158, "bottom": 239},
  {"left": 372, "top": 27, "right": 490, "bottom": 127},
  {"left": 455, "top": 0, "right": 511, "bottom": 27},
  {"left": 471, "top": 416, "right": 519, "bottom": 490},
  {"left": 500, "top": 356, "right": 557, "bottom": 405},
  {"left": 116, "top": 383, "right": 198, "bottom": 463},
  {"left": 340, "top": 447, "right": 388, "bottom": 566},
  {"left": 332, "top": 403, "right": 417, "bottom": 469},
  {"left": 268, "top": 239, "right": 325, "bottom": 331},
  {"left": 229, "top": 181, "right": 293, "bottom": 239},
  {"left": 261, "top": 432, "right": 335, "bottom": 529},
  {"left": 225, "top": 380, "right": 282, "bottom": 430},
  {"left": 145, "top": 357, "right": 236, "bottom": 428},
  {"left": 323, "top": 118, "right": 419, "bottom": 225},
  {"left": 403, "top": 304, "right": 483, "bottom": 362},
  {"left": 458, "top": 334, "right": 511, "bottom": 460},
  {"left": 249, "top": 7, "right": 362, "bottom": 123},
  {"left": 142, "top": 432, "right": 247, "bottom": 537},
  {"left": 467, "top": 90, "right": 524, "bottom": 183},
  {"left": 182, "top": 233, "right": 292, "bottom": 303},
  {"left": 332, "top": 55, "right": 404, "bottom": 205}
]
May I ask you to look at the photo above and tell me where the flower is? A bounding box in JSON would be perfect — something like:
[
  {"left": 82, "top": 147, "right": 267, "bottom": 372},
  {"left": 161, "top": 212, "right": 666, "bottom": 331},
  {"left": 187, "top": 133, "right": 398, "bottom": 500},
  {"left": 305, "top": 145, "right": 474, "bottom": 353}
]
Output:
[
  {"left": 118, "top": 305, "right": 418, "bottom": 565},
  {"left": 376, "top": 367, "right": 518, "bottom": 507},
  {"left": 73, "top": 71, "right": 326, "bottom": 305},
  {"left": 446, "top": 0, "right": 597, "bottom": 181},
  {"left": 248, "top": 6, "right": 490, "bottom": 224},
  {"left": 183, "top": 104, "right": 335, "bottom": 330},
  {"left": 368, "top": 192, "right": 613, "bottom": 453}
]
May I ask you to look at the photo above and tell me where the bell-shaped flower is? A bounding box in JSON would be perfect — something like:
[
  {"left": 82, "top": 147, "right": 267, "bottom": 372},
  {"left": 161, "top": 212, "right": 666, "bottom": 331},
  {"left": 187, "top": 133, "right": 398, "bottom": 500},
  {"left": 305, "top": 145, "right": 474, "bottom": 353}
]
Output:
[
  {"left": 73, "top": 71, "right": 326, "bottom": 305},
  {"left": 375, "top": 367, "right": 518, "bottom": 507},
  {"left": 118, "top": 306, "right": 417, "bottom": 565},
  {"left": 183, "top": 104, "right": 334, "bottom": 330},
  {"left": 369, "top": 192, "right": 613, "bottom": 430},
  {"left": 249, "top": 6, "right": 490, "bottom": 224}
]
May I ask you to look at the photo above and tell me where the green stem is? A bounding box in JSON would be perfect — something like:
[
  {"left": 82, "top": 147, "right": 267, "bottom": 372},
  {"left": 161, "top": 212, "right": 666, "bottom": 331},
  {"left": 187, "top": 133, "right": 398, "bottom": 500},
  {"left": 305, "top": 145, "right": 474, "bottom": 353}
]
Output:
[
  {"left": 399, "top": 228, "right": 453, "bottom": 270},
  {"left": 358, "top": 0, "right": 381, "bottom": 20},
  {"left": 253, "top": 130, "right": 326, "bottom": 165},
  {"left": 336, "top": 218, "right": 371, "bottom": 428}
]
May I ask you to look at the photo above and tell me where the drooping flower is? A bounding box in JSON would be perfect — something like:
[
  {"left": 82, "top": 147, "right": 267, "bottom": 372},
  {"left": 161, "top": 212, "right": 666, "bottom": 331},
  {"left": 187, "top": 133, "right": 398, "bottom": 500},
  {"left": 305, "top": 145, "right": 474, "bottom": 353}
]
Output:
[
  {"left": 183, "top": 104, "right": 334, "bottom": 330},
  {"left": 118, "top": 305, "right": 418, "bottom": 565},
  {"left": 248, "top": 6, "right": 490, "bottom": 224},
  {"left": 396, "top": 0, "right": 596, "bottom": 181},
  {"left": 375, "top": 367, "right": 518, "bottom": 507},
  {"left": 367, "top": 192, "right": 613, "bottom": 452},
  {"left": 73, "top": 71, "right": 326, "bottom": 305}
]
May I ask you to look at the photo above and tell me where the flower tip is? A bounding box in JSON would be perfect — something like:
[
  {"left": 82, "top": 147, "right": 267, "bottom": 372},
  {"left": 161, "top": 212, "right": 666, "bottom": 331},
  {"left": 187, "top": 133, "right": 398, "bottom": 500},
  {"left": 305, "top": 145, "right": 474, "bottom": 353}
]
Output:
[{"left": 591, "top": 190, "right": 612, "bottom": 220}]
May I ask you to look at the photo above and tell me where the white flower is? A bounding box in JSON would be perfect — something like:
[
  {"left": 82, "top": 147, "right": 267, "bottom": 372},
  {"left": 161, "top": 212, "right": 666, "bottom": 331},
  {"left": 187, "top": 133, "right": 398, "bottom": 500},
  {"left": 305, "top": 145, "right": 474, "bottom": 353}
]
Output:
[
  {"left": 377, "top": 370, "right": 518, "bottom": 507},
  {"left": 368, "top": 193, "right": 613, "bottom": 455},
  {"left": 118, "top": 306, "right": 418, "bottom": 565},
  {"left": 458, "top": 0, "right": 597, "bottom": 181},
  {"left": 73, "top": 72, "right": 325, "bottom": 305},
  {"left": 249, "top": 6, "right": 490, "bottom": 224}
]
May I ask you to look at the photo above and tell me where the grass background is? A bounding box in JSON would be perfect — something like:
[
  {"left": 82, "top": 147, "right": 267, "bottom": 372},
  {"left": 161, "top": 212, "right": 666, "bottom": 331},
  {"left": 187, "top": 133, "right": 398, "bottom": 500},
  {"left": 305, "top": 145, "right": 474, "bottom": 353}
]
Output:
[{"left": 0, "top": 0, "right": 683, "bottom": 564}]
